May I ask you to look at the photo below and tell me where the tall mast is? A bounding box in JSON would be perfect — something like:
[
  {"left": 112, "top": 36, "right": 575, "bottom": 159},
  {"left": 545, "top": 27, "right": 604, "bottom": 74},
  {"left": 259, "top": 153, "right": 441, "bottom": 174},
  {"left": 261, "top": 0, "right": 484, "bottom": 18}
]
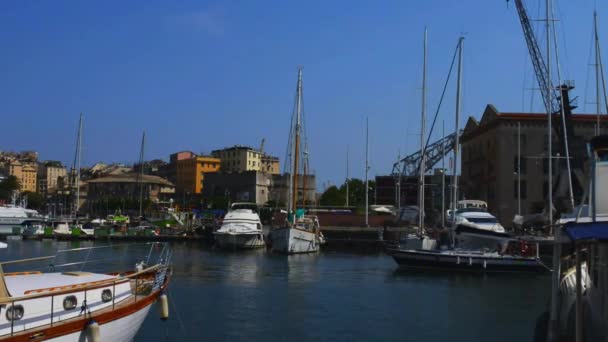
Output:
[
  {"left": 547, "top": 0, "right": 560, "bottom": 338},
  {"left": 345, "top": 146, "right": 349, "bottom": 207},
  {"left": 138, "top": 130, "right": 146, "bottom": 218},
  {"left": 450, "top": 37, "right": 464, "bottom": 233},
  {"left": 441, "top": 120, "right": 445, "bottom": 228},
  {"left": 365, "top": 117, "right": 369, "bottom": 227},
  {"left": 302, "top": 146, "right": 308, "bottom": 207},
  {"left": 418, "top": 27, "right": 428, "bottom": 237},
  {"left": 75, "top": 113, "right": 82, "bottom": 222},
  {"left": 595, "top": 10, "right": 601, "bottom": 135},
  {"left": 290, "top": 67, "right": 303, "bottom": 224}
]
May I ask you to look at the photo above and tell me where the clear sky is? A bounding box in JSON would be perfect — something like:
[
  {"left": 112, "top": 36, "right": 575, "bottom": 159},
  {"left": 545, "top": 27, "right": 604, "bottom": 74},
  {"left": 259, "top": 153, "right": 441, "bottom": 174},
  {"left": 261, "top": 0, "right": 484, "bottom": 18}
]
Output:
[{"left": 0, "top": 0, "right": 606, "bottom": 190}]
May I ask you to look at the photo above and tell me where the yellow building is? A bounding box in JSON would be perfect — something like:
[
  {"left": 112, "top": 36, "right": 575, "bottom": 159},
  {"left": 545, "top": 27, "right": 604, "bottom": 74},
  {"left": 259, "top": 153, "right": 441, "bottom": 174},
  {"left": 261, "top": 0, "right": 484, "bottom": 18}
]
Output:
[
  {"left": 37, "top": 161, "right": 67, "bottom": 194},
  {"left": 5, "top": 161, "right": 38, "bottom": 193},
  {"left": 175, "top": 156, "right": 221, "bottom": 194},
  {"left": 211, "top": 146, "right": 266, "bottom": 173},
  {"left": 261, "top": 155, "right": 280, "bottom": 175}
]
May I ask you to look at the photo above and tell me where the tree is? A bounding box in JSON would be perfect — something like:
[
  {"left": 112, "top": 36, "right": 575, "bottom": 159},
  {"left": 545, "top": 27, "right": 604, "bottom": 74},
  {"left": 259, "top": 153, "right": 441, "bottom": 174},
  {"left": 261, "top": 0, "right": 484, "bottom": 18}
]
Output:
[
  {"left": 22, "top": 191, "right": 45, "bottom": 210},
  {"left": 0, "top": 176, "right": 20, "bottom": 200},
  {"left": 319, "top": 185, "right": 344, "bottom": 206},
  {"left": 337, "top": 178, "right": 376, "bottom": 207}
]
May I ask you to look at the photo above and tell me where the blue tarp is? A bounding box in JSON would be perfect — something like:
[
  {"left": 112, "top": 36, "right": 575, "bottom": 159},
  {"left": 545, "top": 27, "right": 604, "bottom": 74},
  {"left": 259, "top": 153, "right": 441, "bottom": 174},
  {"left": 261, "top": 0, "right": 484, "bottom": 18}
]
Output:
[{"left": 565, "top": 221, "right": 608, "bottom": 242}]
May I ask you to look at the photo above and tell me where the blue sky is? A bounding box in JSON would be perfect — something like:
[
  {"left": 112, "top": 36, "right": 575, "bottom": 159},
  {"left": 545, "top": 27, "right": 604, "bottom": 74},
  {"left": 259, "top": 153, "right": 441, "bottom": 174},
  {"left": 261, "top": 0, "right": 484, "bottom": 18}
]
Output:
[{"left": 0, "top": 0, "right": 605, "bottom": 189}]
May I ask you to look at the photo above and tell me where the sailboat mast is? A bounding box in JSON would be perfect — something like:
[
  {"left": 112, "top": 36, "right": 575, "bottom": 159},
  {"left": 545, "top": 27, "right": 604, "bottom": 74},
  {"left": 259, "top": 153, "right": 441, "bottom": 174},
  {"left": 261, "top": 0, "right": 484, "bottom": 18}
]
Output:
[
  {"left": 595, "top": 10, "right": 601, "bottom": 135},
  {"left": 451, "top": 37, "right": 464, "bottom": 232},
  {"left": 418, "top": 27, "right": 427, "bottom": 236},
  {"left": 441, "top": 120, "right": 445, "bottom": 228},
  {"left": 138, "top": 130, "right": 146, "bottom": 218},
  {"left": 291, "top": 67, "right": 303, "bottom": 224},
  {"left": 365, "top": 117, "right": 369, "bottom": 227},
  {"left": 345, "top": 146, "right": 349, "bottom": 207},
  {"left": 75, "top": 113, "right": 82, "bottom": 222}
]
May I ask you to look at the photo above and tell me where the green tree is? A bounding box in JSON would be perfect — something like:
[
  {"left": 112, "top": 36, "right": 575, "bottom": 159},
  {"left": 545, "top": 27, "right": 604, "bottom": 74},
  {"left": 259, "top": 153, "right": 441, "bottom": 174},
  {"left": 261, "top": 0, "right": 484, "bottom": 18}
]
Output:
[
  {"left": 22, "top": 191, "right": 45, "bottom": 210},
  {"left": 0, "top": 176, "right": 20, "bottom": 200},
  {"left": 319, "top": 185, "right": 344, "bottom": 206},
  {"left": 337, "top": 178, "right": 376, "bottom": 207}
]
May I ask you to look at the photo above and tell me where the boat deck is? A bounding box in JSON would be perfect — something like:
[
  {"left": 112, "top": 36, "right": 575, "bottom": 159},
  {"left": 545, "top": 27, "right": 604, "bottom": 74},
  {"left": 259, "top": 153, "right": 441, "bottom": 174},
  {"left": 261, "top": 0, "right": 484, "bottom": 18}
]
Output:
[{"left": 5, "top": 272, "right": 117, "bottom": 296}]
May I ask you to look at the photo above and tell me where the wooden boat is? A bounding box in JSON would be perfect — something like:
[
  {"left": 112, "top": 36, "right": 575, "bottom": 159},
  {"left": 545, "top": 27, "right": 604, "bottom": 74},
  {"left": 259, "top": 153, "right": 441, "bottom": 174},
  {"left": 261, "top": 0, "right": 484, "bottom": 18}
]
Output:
[{"left": 0, "top": 242, "right": 171, "bottom": 341}]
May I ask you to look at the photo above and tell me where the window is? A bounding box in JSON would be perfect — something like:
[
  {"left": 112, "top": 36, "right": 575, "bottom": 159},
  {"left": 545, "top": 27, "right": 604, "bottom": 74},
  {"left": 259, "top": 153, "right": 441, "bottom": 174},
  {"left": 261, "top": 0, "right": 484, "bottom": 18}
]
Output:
[
  {"left": 6, "top": 305, "right": 24, "bottom": 321},
  {"left": 63, "top": 295, "right": 78, "bottom": 310},
  {"left": 102, "top": 289, "right": 113, "bottom": 302}
]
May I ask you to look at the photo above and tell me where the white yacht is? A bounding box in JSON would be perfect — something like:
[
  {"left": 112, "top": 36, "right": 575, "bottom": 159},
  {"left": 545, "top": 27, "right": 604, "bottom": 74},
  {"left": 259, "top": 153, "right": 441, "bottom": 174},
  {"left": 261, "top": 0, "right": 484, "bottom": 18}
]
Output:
[
  {"left": 214, "top": 203, "right": 265, "bottom": 249},
  {"left": 447, "top": 200, "right": 511, "bottom": 251},
  {"left": 0, "top": 204, "right": 43, "bottom": 235}
]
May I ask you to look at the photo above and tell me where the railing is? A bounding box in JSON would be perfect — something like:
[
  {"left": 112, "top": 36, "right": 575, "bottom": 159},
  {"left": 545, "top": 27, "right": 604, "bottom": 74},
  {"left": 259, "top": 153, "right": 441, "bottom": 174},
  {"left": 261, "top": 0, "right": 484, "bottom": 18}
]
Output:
[{"left": 0, "top": 242, "right": 172, "bottom": 337}]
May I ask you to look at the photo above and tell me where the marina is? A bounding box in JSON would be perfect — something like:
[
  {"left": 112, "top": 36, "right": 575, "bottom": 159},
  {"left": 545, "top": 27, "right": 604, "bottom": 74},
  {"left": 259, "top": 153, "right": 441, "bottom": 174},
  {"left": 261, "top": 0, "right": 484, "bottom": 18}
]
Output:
[
  {"left": 0, "top": 0, "right": 608, "bottom": 340},
  {"left": 0, "top": 239, "right": 549, "bottom": 342}
]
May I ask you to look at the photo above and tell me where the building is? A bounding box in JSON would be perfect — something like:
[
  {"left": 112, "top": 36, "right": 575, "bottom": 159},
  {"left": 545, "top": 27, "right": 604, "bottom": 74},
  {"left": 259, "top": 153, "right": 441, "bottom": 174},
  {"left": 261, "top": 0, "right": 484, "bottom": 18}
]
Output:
[
  {"left": 203, "top": 171, "right": 272, "bottom": 205},
  {"left": 37, "top": 161, "right": 67, "bottom": 195},
  {"left": 86, "top": 173, "right": 175, "bottom": 215},
  {"left": 0, "top": 161, "right": 38, "bottom": 193},
  {"left": 175, "top": 155, "right": 221, "bottom": 195},
  {"left": 460, "top": 104, "right": 605, "bottom": 225},
  {"left": 269, "top": 174, "right": 316, "bottom": 206},
  {"left": 261, "top": 155, "right": 280, "bottom": 174},
  {"left": 211, "top": 146, "right": 263, "bottom": 173}
]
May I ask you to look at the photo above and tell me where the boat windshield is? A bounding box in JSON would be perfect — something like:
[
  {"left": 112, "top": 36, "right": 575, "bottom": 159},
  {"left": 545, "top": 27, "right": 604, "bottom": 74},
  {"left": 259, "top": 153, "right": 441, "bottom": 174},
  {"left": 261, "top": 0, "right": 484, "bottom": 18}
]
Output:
[
  {"left": 466, "top": 217, "right": 499, "bottom": 224},
  {"left": 455, "top": 208, "right": 487, "bottom": 214},
  {"left": 231, "top": 203, "right": 258, "bottom": 212}
]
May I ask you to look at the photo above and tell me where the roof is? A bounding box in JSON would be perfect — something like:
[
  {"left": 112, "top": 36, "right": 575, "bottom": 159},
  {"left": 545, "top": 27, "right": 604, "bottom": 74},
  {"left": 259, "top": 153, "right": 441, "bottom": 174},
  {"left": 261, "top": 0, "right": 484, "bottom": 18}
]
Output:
[
  {"left": 87, "top": 173, "right": 174, "bottom": 186},
  {"left": 461, "top": 104, "right": 607, "bottom": 142},
  {"left": 211, "top": 145, "right": 260, "bottom": 153},
  {"left": 565, "top": 221, "right": 608, "bottom": 242}
]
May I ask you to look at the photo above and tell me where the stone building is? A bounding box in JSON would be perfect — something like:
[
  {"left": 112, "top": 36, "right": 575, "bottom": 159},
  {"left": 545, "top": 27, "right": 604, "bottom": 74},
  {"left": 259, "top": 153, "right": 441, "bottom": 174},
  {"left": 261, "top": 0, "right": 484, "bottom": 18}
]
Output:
[
  {"left": 269, "top": 174, "right": 317, "bottom": 206},
  {"left": 1, "top": 161, "right": 38, "bottom": 192},
  {"left": 37, "top": 161, "right": 67, "bottom": 195},
  {"left": 86, "top": 173, "right": 175, "bottom": 214},
  {"left": 203, "top": 171, "right": 272, "bottom": 204},
  {"left": 261, "top": 155, "right": 280, "bottom": 175},
  {"left": 460, "top": 104, "right": 606, "bottom": 225}
]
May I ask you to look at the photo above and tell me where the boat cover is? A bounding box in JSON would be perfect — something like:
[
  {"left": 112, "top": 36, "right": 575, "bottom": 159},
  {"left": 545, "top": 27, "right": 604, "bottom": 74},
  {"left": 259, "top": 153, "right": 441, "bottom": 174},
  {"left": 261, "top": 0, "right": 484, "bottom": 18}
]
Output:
[{"left": 565, "top": 221, "right": 608, "bottom": 242}]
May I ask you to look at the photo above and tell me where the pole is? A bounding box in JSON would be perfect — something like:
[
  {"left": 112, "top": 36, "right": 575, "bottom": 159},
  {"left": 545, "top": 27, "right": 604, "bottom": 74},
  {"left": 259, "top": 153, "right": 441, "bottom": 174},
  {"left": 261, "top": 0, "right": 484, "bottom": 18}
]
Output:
[
  {"left": 451, "top": 37, "right": 464, "bottom": 235},
  {"left": 418, "top": 27, "right": 427, "bottom": 237},
  {"left": 365, "top": 117, "right": 369, "bottom": 227},
  {"left": 291, "top": 67, "right": 303, "bottom": 225},
  {"left": 75, "top": 113, "right": 82, "bottom": 223},
  {"left": 441, "top": 121, "right": 446, "bottom": 228},
  {"left": 547, "top": 0, "right": 560, "bottom": 339},
  {"left": 346, "top": 146, "right": 349, "bottom": 207},
  {"left": 138, "top": 130, "right": 146, "bottom": 218},
  {"left": 596, "top": 10, "right": 601, "bottom": 136},
  {"left": 518, "top": 122, "right": 522, "bottom": 215}
]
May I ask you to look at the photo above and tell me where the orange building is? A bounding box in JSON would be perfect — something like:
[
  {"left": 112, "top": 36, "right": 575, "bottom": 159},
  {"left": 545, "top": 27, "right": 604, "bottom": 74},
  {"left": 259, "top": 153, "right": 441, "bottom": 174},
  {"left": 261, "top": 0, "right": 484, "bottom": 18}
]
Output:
[{"left": 175, "top": 156, "right": 221, "bottom": 194}]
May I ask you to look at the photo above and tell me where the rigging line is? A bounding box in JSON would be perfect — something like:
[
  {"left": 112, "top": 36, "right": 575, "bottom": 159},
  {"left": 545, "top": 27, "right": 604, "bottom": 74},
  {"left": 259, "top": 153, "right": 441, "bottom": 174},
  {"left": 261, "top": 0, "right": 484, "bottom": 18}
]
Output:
[
  {"left": 416, "top": 39, "right": 459, "bottom": 175},
  {"left": 551, "top": 1, "right": 575, "bottom": 210},
  {"left": 599, "top": 34, "right": 608, "bottom": 116}
]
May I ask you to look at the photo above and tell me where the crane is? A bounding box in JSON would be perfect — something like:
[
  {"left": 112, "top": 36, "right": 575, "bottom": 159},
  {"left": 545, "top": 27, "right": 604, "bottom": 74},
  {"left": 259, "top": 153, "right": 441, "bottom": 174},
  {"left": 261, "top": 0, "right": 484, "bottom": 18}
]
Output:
[
  {"left": 392, "top": 131, "right": 458, "bottom": 177},
  {"left": 509, "top": 0, "right": 583, "bottom": 209}
]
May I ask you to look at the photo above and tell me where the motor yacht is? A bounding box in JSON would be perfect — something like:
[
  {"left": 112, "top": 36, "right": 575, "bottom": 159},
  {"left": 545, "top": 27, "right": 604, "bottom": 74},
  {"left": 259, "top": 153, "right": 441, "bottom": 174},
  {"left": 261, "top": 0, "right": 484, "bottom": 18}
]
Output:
[{"left": 214, "top": 203, "right": 265, "bottom": 249}]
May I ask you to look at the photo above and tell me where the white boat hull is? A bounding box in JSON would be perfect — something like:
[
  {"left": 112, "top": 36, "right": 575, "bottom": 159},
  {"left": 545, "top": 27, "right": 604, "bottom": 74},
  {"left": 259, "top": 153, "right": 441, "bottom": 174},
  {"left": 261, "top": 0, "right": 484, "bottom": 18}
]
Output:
[
  {"left": 49, "top": 302, "right": 152, "bottom": 342},
  {"left": 215, "top": 232, "right": 266, "bottom": 249},
  {"left": 271, "top": 227, "right": 319, "bottom": 254}
]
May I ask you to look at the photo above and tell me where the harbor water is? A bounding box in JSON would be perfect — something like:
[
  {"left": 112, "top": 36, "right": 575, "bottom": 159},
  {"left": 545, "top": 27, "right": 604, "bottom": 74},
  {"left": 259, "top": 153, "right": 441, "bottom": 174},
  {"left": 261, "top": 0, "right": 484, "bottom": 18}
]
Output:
[{"left": 1, "top": 240, "right": 549, "bottom": 341}]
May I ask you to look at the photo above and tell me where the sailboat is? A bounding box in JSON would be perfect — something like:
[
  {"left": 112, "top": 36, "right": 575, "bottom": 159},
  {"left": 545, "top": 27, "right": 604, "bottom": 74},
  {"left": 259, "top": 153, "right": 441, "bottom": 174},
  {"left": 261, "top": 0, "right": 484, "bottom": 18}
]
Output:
[
  {"left": 388, "top": 36, "right": 547, "bottom": 273},
  {"left": 270, "top": 67, "right": 322, "bottom": 254}
]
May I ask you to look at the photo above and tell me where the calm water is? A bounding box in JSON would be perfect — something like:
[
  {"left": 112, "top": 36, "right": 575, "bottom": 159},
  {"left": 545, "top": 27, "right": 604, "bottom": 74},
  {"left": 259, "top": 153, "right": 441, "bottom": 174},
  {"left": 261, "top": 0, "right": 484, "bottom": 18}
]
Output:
[{"left": 0, "top": 240, "right": 549, "bottom": 341}]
